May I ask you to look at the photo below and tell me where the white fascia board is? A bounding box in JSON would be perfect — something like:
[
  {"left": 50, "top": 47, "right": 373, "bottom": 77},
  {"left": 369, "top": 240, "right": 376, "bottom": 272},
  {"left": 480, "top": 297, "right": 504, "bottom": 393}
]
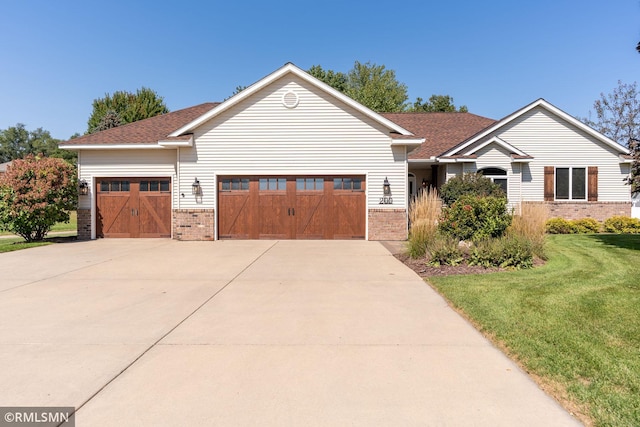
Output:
[
  {"left": 511, "top": 157, "right": 533, "bottom": 163},
  {"left": 437, "top": 158, "right": 477, "bottom": 163},
  {"left": 169, "top": 63, "right": 414, "bottom": 137},
  {"left": 390, "top": 138, "right": 424, "bottom": 146},
  {"left": 620, "top": 155, "right": 634, "bottom": 164},
  {"left": 443, "top": 98, "right": 631, "bottom": 157},
  {"left": 158, "top": 137, "right": 193, "bottom": 147},
  {"left": 215, "top": 169, "right": 370, "bottom": 176},
  {"left": 58, "top": 144, "right": 168, "bottom": 150},
  {"left": 408, "top": 158, "right": 437, "bottom": 164},
  {"left": 463, "top": 136, "right": 527, "bottom": 156}
]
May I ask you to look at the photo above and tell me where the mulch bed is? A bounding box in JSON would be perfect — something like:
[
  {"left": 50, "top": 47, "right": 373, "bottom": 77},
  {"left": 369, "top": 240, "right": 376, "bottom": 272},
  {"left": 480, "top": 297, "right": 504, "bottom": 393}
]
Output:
[
  {"left": 394, "top": 253, "right": 504, "bottom": 277},
  {"left": 394, "top": 252, "right": 546, "bottom": 277}
]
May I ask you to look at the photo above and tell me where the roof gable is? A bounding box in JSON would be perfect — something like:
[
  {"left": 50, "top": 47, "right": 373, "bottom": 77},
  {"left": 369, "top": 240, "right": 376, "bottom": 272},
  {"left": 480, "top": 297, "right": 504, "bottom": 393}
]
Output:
[
  {"left": 463, "top": 136, "right": 528, "bottom": 157},
  {"left": 169, "top": 63, "right": 414, "bottom": 137},
  {"left": 442, "top": 98, "right": 630, "bottom": 157}
]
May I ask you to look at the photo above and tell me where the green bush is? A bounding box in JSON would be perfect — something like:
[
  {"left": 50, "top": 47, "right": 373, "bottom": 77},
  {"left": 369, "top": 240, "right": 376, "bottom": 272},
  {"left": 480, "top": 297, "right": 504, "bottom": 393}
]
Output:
[
  {"left": 439, "top": 172, "right": 505, "bottom": 206},
  {"left": 545, "top": 218, "right": 577, "bottom": 234},
  {"left": 0, "top": 155, "right": 77, "bottom": 242},
  {"left": 438, "top": 194, "right": 512, "bottom": 241},
  {"left": 469, "top": 236, "right": 534, "bottom": 269},
  {"left": 427, "top": 235, "right": 464, "bottom": 266},
  {"left": 603, "top": 216, "right": 640, "bottom": 234},
  {"left": 572, "top": 218, "right": 601, "bottom": 234}
]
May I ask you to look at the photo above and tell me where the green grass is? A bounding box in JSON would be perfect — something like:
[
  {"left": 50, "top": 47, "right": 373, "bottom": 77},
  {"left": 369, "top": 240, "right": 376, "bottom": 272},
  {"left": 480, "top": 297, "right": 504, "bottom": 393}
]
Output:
[
  {"left": 429, "top": 234, "right": 640, "bottom": 427},
  {"left": 0, "top": 237, "right": 52, "bottom": 253},
  {"left": 49, "top": 210, "right": 77, "bottom": 232},
  {"left": 0, "top": 211, "right": 77, "bottom": 236}
]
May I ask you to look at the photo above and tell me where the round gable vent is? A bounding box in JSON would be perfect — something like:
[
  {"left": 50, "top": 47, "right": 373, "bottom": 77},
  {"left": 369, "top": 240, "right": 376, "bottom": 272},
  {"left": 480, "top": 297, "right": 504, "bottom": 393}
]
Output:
[{"left": 282, "top": 90, "right": 299, "bottom": 109}]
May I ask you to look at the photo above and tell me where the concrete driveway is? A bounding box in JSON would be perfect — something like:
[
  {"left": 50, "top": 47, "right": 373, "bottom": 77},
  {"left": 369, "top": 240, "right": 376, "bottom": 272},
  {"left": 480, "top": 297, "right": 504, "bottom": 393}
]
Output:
[{"left": 0, "top": 240, "right": 580, "bottom": 426}]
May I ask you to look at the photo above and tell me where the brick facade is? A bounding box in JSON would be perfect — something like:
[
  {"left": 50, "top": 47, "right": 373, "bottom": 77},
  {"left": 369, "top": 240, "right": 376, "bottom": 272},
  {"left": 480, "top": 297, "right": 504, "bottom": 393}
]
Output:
[
  {"left": 77, "top": 209, "right": 92, "bottom": 240},
  {"left": 524, "top": 201, "right": 631, "bottom": 222},
  {"left": 172, "top": 209, "right": 215, "bottom": 241},
  {"left": 368, "top": 208, "right": 407, "bottom": 241}
]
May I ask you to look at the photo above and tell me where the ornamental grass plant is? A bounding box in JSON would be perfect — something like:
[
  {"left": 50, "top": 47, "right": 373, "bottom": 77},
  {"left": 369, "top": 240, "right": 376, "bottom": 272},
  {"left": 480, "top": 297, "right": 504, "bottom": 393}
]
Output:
[
  {"left": 407, "top": 188, "right": 442, "bottom": 258},
  {"left": 507, "top": 202, "right": 548, "bottom": 259}
]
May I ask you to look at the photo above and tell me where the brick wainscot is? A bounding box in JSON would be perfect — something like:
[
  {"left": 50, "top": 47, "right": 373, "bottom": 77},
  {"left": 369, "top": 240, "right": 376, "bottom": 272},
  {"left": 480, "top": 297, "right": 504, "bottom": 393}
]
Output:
[
  {"left": 524, "top": 201, "right": 631, "bottom": 222},
  {"left": 172, "top": 209, "right": 215, "bottom": 241},
  {"left": 368, "top": 208, "right": 407, "bottom": 241}
]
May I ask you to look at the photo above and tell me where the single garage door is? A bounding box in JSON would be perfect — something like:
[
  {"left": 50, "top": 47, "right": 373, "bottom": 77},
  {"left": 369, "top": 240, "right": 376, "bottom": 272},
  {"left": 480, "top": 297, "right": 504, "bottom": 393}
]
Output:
[
  {"left": 218, "top": 176, "right": 365, "bottom": 239},
  {"left": 96, "top": 178, "right": 172, "bottom": 238}
]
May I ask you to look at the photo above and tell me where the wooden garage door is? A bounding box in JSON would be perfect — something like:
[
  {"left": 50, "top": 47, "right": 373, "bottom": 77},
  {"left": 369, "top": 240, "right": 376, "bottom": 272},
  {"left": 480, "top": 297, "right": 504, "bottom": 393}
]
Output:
[
  {"left": 96, "top": 178, "right": 172, "bottom": 238},
  {"left": 218, "top": 176, "right": 365, "bottom": 239}
]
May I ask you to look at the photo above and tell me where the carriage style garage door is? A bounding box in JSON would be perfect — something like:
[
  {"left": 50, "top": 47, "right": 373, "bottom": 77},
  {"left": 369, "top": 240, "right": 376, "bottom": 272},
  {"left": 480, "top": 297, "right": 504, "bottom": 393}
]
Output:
[
  {"left": 96, "top": 178, "right": 172, "bottom": 238},
  {"left": 218, "top": 176, "right": 366, "bottom": 239}
]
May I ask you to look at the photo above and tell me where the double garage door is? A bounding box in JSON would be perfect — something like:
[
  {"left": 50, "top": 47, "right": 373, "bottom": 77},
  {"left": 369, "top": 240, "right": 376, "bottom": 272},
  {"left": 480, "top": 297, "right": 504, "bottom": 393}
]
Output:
[
  {"left": 218, "top": 175, "right": 366, "bottom": 239},
  {"left": 96, "top": 178, "right": 172, "bottom": 238}
]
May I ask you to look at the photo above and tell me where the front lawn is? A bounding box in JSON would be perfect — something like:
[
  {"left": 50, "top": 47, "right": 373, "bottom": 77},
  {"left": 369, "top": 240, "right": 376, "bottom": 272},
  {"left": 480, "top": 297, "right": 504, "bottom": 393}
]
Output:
[
  {"left": 0, "top": 237, "right": 52, "bottom": 253},
  {"left": 429, "top": 234, "right": 640, "bottom": 427},
  {"left": 0, "top": 211, "right": 77, "bottom": 237}
]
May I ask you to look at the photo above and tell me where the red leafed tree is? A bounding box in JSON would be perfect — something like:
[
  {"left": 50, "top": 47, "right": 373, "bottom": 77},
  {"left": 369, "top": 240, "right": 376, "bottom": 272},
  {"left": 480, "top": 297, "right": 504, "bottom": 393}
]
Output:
[{"left": 0, "top": 154, "right": 77, "bottom": 241}]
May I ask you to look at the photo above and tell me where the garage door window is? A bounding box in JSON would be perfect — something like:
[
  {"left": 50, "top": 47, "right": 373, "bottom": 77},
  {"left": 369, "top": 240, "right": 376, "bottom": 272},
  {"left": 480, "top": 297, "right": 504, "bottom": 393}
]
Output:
[
  {"left": 221, "top": 178, "right": 249, "bottom": 191},
  {"left": 99, "top": 180, "right": 130, "bottom": 192},
  {"left": 140, "top": 180, "right": 170, "bottom": 192},
  {"left": 334, "top": 177, "right": 362, "bottom": 191},
  {"left": 259, "top": 177, "right": 286, "bottom": 191},
  {"left": 296, "top": 178, "right": 324, "bottom": 190}
]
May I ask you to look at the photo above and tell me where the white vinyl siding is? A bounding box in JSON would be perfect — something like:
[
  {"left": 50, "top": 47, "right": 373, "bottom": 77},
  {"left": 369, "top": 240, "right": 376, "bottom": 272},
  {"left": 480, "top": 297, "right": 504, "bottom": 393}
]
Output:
[
  {"left": 78, "top": 149, "right": 176, "bottom": 210},
  {"left": 178, "top": 74, "right": 407, "bottom": 211},
  {"left": 446, "top": 163, "right": 463, "bottom": 180},
  {"left": 462, "top": 106, "right": 630, "bottom": 203}
]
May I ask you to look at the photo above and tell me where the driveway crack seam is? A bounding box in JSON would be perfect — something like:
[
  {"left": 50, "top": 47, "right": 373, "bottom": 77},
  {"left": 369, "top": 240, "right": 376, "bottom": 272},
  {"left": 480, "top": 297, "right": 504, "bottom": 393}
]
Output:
[{"left": 68, "top": 240, "right": 279, "bottom": 421}]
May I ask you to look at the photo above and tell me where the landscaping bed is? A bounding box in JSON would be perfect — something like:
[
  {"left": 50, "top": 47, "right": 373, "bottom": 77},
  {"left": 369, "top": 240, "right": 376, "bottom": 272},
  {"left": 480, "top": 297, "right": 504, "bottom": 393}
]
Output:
[{"left": 395, "top": 251, "right": 504, "bottom": 276}]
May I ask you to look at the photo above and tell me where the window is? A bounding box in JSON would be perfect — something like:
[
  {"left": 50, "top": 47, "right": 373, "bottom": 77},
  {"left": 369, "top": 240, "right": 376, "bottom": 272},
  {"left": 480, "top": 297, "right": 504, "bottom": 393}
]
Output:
[
  {"left": 555, "top": 167, "right": 586, "bottom": 200},
  {"left": 296, "top": 178, "right": 324, "bottom": 191},
  {"left": 334, "top": 177, "right": 362, "bottom": 191},
  {"left": 478, "top": 168, "right": 508, "bottom": 195},
  {"left": 140, "top": 180, "right": 170, "bottom": 192},
  {"left": 221, "top": 178, "right": 249, "bottom": 191},
  {"left": 259, "top": 177, "right": 286, "bottom": 191},
  {"left": 99, "top": 180, "right": 130, "bottom": 192},
  {"left": 545, "top": 166, "right": 597, "bottom": 201}
]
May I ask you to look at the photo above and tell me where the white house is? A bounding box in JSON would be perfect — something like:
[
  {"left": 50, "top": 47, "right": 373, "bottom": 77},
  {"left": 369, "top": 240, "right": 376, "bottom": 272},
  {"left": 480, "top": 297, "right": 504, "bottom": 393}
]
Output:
[{"left": 60, "top": 63, "right": 634, "bottom": 241}]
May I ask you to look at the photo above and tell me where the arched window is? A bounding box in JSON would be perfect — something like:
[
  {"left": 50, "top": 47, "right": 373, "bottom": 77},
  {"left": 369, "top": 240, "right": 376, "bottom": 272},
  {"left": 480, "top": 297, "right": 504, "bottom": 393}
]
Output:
[{"left": 479, "top": 167, "right": 508, "bottom": 195}]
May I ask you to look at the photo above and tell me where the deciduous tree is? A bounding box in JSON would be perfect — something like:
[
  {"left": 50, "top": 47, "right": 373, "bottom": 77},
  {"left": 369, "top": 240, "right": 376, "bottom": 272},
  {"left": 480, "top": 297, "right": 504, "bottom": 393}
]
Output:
[
  {"left": 629, "top": 138, "right": 640, "bottom": 194},
  {"left": 410, "top": 95, "right": 468, "bottom": 112},
  {"left": 0, "top": 124, "right": 75, "bottom": 163},
  {"left": 87, "top": 87, "right": 169, "bottom": 134},
  {"left": 582, "top": 80, "right": 640, "bottom": 147},
  {"left": 308, "top": 65, "right": 348, "bottom": 93},
  {"left": 308, "top": 62, "right": 466, "bottom": 114},
  {"left": 307, "top": 61, "right": 408, "bottom": 112},
  {"left": 0, "top": 154, "right": 77, "bottom": 241},
  {"left": 344, "top": 61, "right": 408, "bottom": 112}
]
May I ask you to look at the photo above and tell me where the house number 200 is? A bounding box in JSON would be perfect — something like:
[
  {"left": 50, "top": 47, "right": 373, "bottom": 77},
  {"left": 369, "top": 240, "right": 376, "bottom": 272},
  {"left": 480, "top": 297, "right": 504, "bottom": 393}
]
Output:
[{"left": 379, "top": 197, "right": 393, "bottom": 205}]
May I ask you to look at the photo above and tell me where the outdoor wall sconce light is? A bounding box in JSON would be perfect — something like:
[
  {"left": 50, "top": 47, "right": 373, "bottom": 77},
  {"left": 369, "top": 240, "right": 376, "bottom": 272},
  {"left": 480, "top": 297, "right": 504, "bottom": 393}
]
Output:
[
  {"left": 383, "top": 177, "right": 391, "bottom": 196},
  {"left": 78, "top": 179, "right": 89, "bottom": 196},
  {"left": 191, "top": 177, "right": 202, "bottom": 195}
]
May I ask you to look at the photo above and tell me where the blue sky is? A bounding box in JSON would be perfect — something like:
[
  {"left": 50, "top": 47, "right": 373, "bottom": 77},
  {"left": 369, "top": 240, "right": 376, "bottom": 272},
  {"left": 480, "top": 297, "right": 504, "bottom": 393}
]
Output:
[{"left": 1, "top": 0, "right": 639, "bottom": 140}]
